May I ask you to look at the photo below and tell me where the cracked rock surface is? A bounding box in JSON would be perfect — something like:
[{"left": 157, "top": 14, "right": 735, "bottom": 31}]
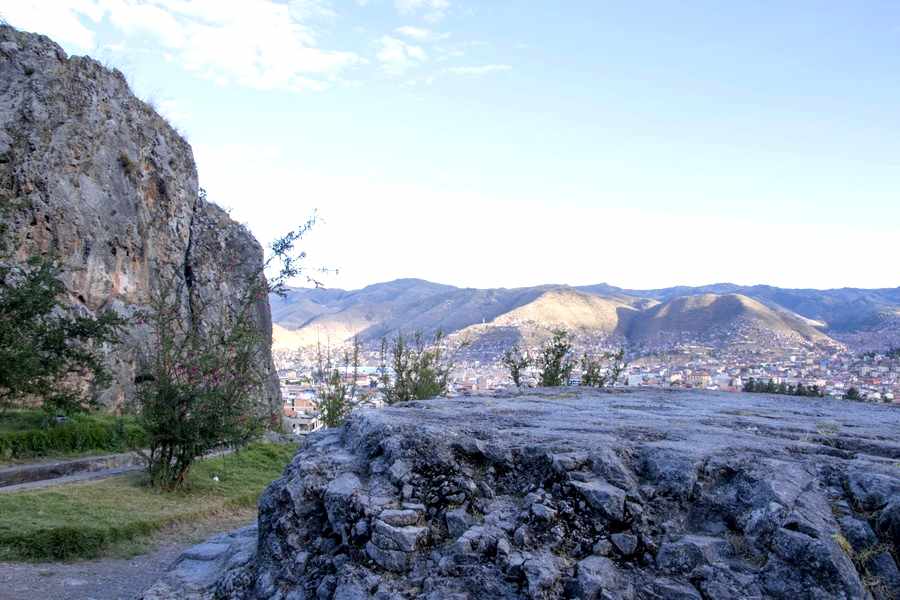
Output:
[{"left": 159, "top": 389, "right": 899, "bottom": 599}]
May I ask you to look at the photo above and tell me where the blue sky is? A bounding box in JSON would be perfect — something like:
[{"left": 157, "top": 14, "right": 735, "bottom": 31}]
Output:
[{"left": 4, "top": 1, "right": 898, "bottom": 290}]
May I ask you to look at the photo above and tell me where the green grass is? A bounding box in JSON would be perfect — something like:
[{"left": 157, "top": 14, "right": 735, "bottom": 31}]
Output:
[
  {"left": 0, "top": 441, "right": 297, "bottom": 561},
  {"left": 0, "top": 410, "right": 146, "bottom": 462},
  {"left": 0, "top": 410, "right": 48, "bottom": 434}
]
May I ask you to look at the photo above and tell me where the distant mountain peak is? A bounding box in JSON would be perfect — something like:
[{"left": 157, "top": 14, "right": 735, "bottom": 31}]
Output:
[{"left": 270, "top": 279, "right": 900, "bottom": 353}]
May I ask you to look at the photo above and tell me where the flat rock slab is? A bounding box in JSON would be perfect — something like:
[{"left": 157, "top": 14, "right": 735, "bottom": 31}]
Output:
[
  {"left": 140, "top": 526, "right": 258, "bottom": 599},
  {"left": 149, "top": 389, "right": 900, "bottom": 599},
  {"left": 180, "top": 542, "right": 233, "bottom": 562}
]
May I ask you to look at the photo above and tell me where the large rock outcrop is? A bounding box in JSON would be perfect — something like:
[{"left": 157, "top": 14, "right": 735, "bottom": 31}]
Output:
[
  {"left": 148, "top": 389, "right": 900, "bottom": 599},
  {"left": 0, "top": 25, "right": 279, "bottom": 411}
]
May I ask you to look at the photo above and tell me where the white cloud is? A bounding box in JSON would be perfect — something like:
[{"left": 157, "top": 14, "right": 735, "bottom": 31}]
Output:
[
  {"left": 401, "top": 74, "right": 436, "bottom": 88},
  {"left": 446, "top": 63, "right": 511, "bottom": 76},
  {"left": 1, "top": 0, "right": 103, "bottom": 48},
  {"left": 288, "top": 0, "right": 338, "bottom": 20},
  {"left": 394, "top": 0, "right": 450, "bottom": 23},
  {"left": 157, "top": 97, "right": 189, "bottom": 126},
  {"left": 2, "top": 0, "right": 364, "bottom": 92},
  {"left": 434, "top": 39, "right": 488, "bottom": 61},
  {"left": 435, "top": 47, "right": 464, "bottom": 61},
  {"left": 394, "top": 26, "right": 448, "bottom": 42},
  {"left": 376, "top": 35, "right": 426, "bottom": 74}
]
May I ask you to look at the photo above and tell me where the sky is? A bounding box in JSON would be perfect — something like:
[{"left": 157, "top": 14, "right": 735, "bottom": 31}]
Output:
[{"left": 3, "top": 1, "right": 899, "bottom": 291}]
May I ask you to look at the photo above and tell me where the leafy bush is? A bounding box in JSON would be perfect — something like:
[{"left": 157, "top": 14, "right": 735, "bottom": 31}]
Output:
[
  {"left": 380, "top": 330, "right": 458, "bottom": 403},
  {"left": 0, "top": 202, "right": 125, "bottom": 414},
  {"left": 580, "top": 349, "right": 627, "bottom": 388},
  {"left": 0, "top": 413, "right": 146, "bottom": 460},
  {"left": 502, "top": 345, "right": 530, "bottom": 387},
  {"left": 504, "top": 335, "right": 626, "bottom": 389},
  {"left": 536, "top": 329, "right": 575, "bottom": 387},
  {"left": 314, "top": 337, "right": 360, "bottom": 427},
  {"left": 135, "top": 211, "right": 315, "bottom": 490},
  {"left": 742, "top": 377, "right": 824, "bottom": 397}
]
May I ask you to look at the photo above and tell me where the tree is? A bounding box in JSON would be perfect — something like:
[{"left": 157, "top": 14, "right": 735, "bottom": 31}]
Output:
[
  {"left": 581, "top": 348, "right": 627, "bottom": 388},
  {"left": 742, "top": 376, "right": 825, "bottom": 399},
  {"left": 0, "top": 204, "right": 125, "bottom": 414},
  {"left": 315, "top": 336, "right": 360, "bottom": 427},
  {"left": 580, "top": 352, "right": 606, "bottom": 388},
  {"left": 135, "top": 210, "right": 316, "bottom": 490},
  {"left": 380, "top": 330, "right": 457, "bottom": 403},
  {"left": 502, "top": 344, "right": 530, "bottom": 387},
  {"left": 536, "top": 329, "right": 574, "bottom": 387},
  {"left": 844, "top": 386, "right": 861, "bottom": 401}
]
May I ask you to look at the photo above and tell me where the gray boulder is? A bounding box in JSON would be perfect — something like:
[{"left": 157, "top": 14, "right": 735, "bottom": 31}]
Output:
[
  {"left": 141, "top": 389, "right": 900, "bottom": 599},
  {"left": 847, "top": 470, "right": 900, "bottom": 512},
  {"left": 569, "top": 480, "right": 626, "bottom": 522},
  {"left": 577, "top": 555, "right": 632, "bottom": 599}
]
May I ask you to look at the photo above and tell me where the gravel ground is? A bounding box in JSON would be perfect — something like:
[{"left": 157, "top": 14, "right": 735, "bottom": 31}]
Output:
[{"left": 0, "top": 514, "right": 255, "bottom": 600}]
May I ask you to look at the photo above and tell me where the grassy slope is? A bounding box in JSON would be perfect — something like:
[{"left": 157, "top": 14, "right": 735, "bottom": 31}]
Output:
[
  {"left": 0, "top": 410, "right": 146, "bottom": 464},
  {"left": 0, "top": 441, "right": 297, "bottom": 561},
  {"left": 0, "top": 410, "right": 136, "bottom": 433}
]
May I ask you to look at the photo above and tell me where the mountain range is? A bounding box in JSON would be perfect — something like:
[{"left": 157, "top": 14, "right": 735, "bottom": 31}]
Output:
[{"left": 269, "top": 279, "right": 900, "bottom": 354}]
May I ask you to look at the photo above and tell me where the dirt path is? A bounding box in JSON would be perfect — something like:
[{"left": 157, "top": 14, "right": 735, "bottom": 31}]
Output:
[
  {"left": 0, "top": 464, "right": 143, "bottom": 493},
  {"left": 0, "top": 513, "right": 255, "bottom": 600},
  {"left": 0, "top": 452, "right": 142, "bottom": 492},
  {"left": 0, "top": 448, "right": 236, "bottom": 494}
]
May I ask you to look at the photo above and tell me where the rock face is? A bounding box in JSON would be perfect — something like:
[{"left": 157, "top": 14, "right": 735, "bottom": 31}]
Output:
[
  {"left": 0, "top": 26, "right": 279, "bottom": 411},
  {"left": 167, "top": 389, "right": 900, "bottom": 599}
]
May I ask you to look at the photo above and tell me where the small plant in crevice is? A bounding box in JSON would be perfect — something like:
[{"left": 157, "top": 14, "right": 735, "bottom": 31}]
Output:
[{"left": 118, "top": 152, "right": 137, "bottom": 179}]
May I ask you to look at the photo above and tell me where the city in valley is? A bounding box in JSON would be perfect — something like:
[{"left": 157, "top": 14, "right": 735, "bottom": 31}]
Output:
[
  {"left": 269, "top": 280, "right": 900, "bottom": 433},
  {"left": 274, "top": 331, "right": 900, "bottom": 434}
]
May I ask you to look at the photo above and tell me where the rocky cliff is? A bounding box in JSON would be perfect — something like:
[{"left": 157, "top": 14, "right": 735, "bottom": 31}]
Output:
[
  {"left": 0, "top": 25, "right": 279, "bottom": 411},
  {"left": 145, "top": 389, "right": 899, "bottom": 599}
]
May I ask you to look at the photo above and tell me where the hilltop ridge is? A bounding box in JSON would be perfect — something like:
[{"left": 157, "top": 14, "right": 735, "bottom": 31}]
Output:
[{"left": 270, "top": 279, "right": 900, "bottom": 352}]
